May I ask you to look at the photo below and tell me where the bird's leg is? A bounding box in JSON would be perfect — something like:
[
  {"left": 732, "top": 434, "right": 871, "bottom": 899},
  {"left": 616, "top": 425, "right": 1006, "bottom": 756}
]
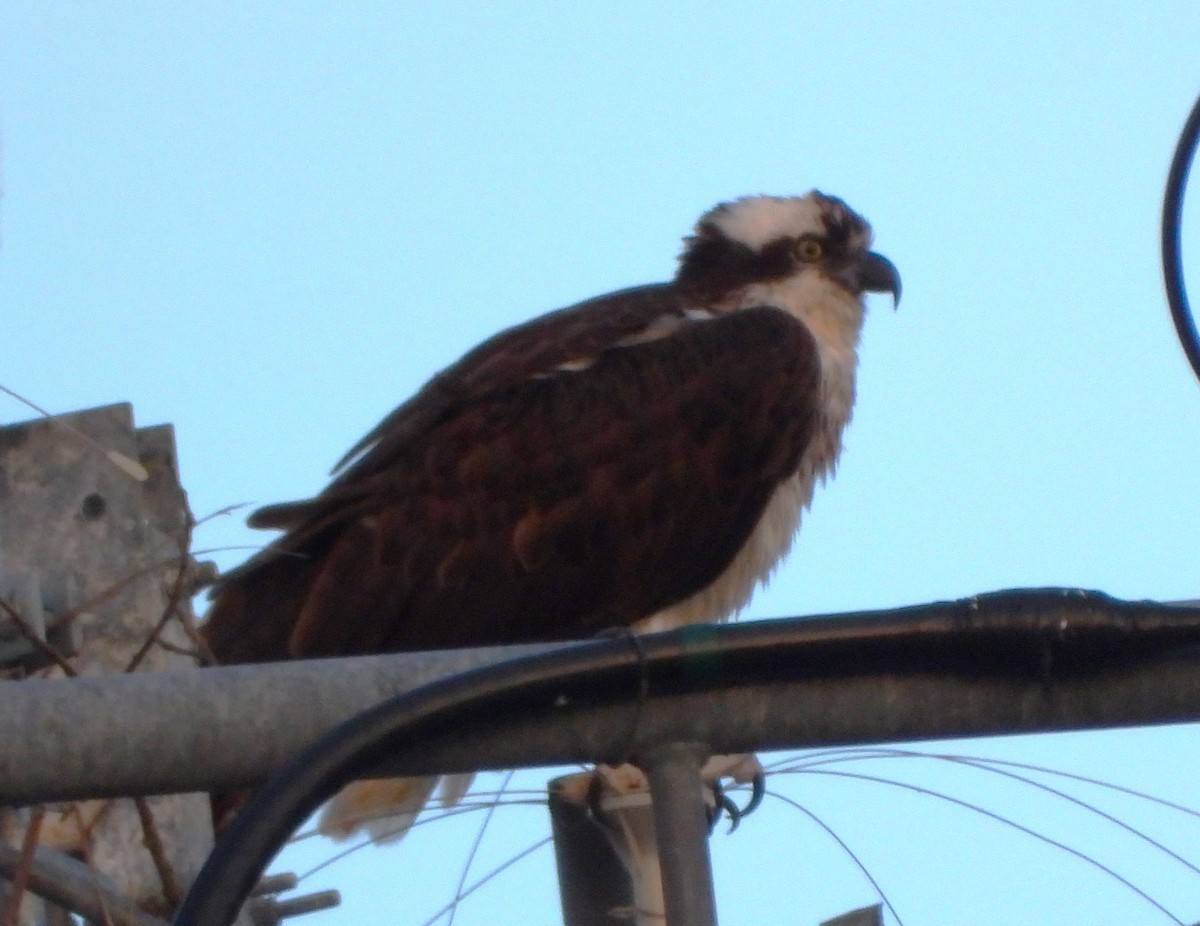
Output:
[
  {"left": 554, "top": 755, "right": 764, "bottom": 925},
  {"left": 579, "top": 753, "right": 765, "bottom": 829},
  {"left": 707, "top": 766, "right": 766, "bottom": 833}
]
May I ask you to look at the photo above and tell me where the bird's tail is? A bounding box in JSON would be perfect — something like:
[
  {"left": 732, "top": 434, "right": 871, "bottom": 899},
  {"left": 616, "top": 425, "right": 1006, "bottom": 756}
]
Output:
[{"left": 318, "top": 774, "right": 475, "bottom": 844}]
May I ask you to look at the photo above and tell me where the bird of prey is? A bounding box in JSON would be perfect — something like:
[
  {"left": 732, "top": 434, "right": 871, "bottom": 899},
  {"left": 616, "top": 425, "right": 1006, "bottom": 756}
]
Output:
[{"left": 203, "top": 190, "right": 899, "bottom": 841}]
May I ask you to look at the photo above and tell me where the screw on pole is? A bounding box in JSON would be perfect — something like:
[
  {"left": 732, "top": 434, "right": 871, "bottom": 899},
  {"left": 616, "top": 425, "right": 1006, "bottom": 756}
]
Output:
[
  {"left": 248, "top": 874, "right": 299, "bottom": 898},
  {"left": 246, "top": 889, "right": 341, "bottom": 926},
  {"left": 242, "top": 872, "right": 339, "bottom": 926},
  {"left": 640, "top": 743, "right": 719, "bottom": 926}
]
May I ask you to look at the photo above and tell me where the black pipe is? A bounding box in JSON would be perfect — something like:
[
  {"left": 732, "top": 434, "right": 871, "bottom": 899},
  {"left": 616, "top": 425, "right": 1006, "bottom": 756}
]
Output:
[
  {"left": 1162, "top": 86, "right": 1200, "bottom": 386},
  {"left": 172, "top": 590, "right": 1200, "bottom": 926}
]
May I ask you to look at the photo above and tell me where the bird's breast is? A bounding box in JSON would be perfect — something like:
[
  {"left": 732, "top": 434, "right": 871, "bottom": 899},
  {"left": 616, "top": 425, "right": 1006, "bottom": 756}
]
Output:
[{"left": 632, "top": 301, "right": 860, "bottom": 635}]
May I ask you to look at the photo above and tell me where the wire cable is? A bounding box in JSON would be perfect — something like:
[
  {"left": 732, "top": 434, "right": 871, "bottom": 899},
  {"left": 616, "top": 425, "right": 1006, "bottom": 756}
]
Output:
[{"left": 1162, "top": 87, "right": 1200, "bottom": 387}]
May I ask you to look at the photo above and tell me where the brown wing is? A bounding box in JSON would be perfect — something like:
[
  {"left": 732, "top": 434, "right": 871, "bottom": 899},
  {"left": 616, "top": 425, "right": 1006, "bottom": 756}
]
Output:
[
  {"left": 315, "top": 284, "right": 688, "bottom": 494},
  {"left": 203, "top": 299, "right": 821, "bottom": 664}
]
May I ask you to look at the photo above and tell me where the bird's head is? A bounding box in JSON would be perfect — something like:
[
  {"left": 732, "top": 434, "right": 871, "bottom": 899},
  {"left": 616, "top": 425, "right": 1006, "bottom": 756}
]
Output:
[{"left": 675, "top": 192, "right": 900, "bottom": 310}]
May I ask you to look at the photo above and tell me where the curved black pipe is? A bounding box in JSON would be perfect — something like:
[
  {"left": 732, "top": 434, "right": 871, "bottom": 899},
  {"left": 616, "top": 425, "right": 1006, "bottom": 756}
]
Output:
[
  {"left": 174, "top": 634, "right": 644, "bottom": 926},
  {"left": 1162, "top": 87, "right": 1200, "bottom": 387},
  {"left": 173, "top": 590, "right": 1200, "bottom": 926}
]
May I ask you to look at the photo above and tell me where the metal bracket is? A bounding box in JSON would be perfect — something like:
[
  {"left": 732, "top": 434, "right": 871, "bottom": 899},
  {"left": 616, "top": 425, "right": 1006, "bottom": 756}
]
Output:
[
  {"left": 821, "top": 905, "right": 883, "bottom": 926},
  {"left": 0, "top": 573, "right": 84, "bottom": 673}
]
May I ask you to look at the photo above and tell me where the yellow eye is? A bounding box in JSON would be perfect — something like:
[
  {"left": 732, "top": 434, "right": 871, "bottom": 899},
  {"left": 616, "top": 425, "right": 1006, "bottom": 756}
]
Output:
[{"left": 795, "top": 238, "right": 824, "bottom": 262}]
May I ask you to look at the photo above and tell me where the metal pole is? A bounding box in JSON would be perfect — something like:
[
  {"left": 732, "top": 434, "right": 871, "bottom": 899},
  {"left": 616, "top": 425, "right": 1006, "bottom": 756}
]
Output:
[
  {"left": 641, "top": 743, "right": 718, "bottom": 926},
  {"left": 6, "top": 591, "right": 1200, "bottom": 804},
  {"left": 548, "top": 776, "right": 636, "bottom": 926},
  {"left": 821, "top": 906, "right": 882, "bottom": 926}
]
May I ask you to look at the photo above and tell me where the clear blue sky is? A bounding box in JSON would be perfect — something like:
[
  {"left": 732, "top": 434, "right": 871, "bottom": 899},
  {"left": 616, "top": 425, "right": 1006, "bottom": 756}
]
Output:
[{"left": 3, "top": 4, "right": 1200, "bottom": 925}]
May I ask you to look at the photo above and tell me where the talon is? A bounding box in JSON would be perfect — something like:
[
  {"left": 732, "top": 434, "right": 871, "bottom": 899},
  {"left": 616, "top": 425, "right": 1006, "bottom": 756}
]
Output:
[
  {"left": 706, "top": 778, "right": 753, "bottom": 834},
  {"left": 721, "top": 793, "right": 743, "bottom": 833},
  {"left": 718, "top": 772, "right": 765, "bottom": 833},
  {"left": 742, "top": 771, "right": 766, "bottom": 817},
  {"left": 706, "top": 779, "right": 726, "bottom": 833}
]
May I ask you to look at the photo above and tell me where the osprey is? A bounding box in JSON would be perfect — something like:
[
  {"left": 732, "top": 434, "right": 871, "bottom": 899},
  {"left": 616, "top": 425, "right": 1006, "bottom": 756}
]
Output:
[{"left": 203, "top": 191, "right": 899, "bottom": 840}]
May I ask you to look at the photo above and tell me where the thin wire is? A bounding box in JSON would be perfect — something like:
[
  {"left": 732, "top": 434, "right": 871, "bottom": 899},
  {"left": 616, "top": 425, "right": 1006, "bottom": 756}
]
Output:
[
  {"left": 414, "top": 838, "right": 553, "bottom": 926},
  {"left": 1162, "top": 87, "right": 1200, "bottom": 386},
  {"left": 446, "top": 771, "right": 516, "bottom": 926},
  {"left": 766, "top": 790, "right": 904, "bottom": 926},
  {"left": 775, "top": 748, "right": 1200, "bottom": 878},
  {"left": 291, "top": 800, "right": 546, "bottom": 880},
  {"left": 772, "top": 746, "right": 1200, "bottom": 821},
  {"left": 803, "top": 767, "right": 1185, "bottom": 925},
  {"left": 288, "top": 793, "right": 549, "bottom": 844}
]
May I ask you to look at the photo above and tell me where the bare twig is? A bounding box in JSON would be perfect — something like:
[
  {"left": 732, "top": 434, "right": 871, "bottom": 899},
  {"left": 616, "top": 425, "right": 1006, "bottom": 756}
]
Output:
[
  {"left": 56, "top": 554, "right": 188, "bottom": 631},
  {"left": 172, "top": 602, "right": 217, "bottom": 667},
  {"left": 124, "top": 550, "right": 191, "bottom": 674},
  {"left": 78, "top": 826, "right": 118, "bottom": 926},
  {"left": 0, "top": 385, "right": 148, "bottom": 481},
  {"left": 77, "top": 800, "right": 116, "bottom": 845},
  {"left": 193, "top": 503, "right": 252, "bottom": 529},
  {"left": 132, "top": 801, "right": 181, "bottom": 910},
  {"left": 152, "top": 639, "right": 203, "bottom": 659},
  {"left": 1, "top": 807, "right": 46, "bottom": 926},
  {"left": 126, "top": 505, "right": 215, "bottom": 672}
]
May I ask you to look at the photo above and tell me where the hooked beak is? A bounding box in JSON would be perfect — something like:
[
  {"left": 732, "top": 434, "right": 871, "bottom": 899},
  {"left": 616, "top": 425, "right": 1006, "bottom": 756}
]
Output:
[{"left": 848, "top": 250, "right": 902, "bottom": 308}]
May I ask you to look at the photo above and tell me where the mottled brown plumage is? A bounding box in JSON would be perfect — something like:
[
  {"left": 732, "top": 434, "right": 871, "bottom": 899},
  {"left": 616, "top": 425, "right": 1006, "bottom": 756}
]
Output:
[{"left": 204, "top": 291, "right": 820, "bottom": 661}]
